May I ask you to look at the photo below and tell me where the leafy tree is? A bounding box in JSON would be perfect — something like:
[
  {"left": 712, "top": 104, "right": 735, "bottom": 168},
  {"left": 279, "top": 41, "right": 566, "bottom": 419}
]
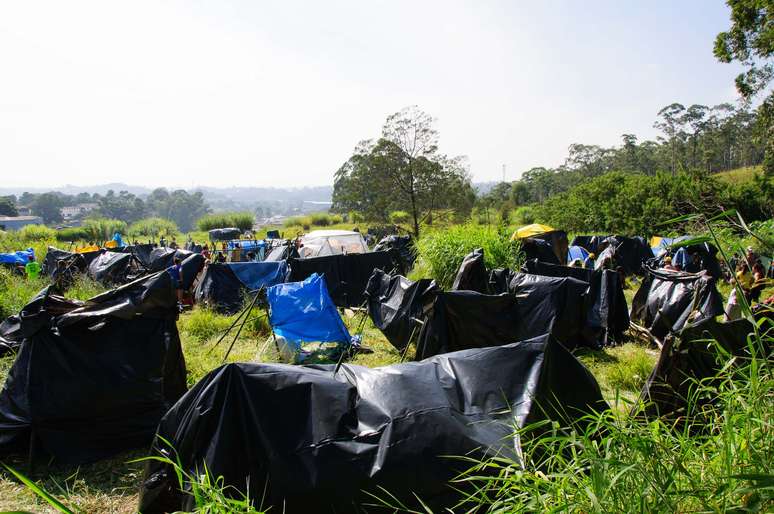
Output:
[
  {"left": 0, "top": 197, "right": 18, "bottom": 217},
  {"left": 31, "top": 192, "right": 64, "bottom": 224},
  {"left": 96, "top": 190, "right": 146, "bottom": 222}
]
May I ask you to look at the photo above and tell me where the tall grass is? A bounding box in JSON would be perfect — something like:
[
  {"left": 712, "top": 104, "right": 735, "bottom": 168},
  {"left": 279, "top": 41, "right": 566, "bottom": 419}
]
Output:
[
  {"left": 414, "top": 223, "right": 521, "bottom": 289},
  {"left": 197, "top": 212, "right": 255, "bottom": 232},
  {"left": 80, "top": 218, "right": 127, "bottom": 243},
  {"left": 18, "top": 224, "right": 56, "bottom": 241},
  {"left": 128, "top": 217, "right": 180, "bottom": 239}
]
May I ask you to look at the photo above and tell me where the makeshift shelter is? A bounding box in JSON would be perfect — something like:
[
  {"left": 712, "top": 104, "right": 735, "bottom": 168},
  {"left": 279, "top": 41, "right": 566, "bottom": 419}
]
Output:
[
  {"left": 520, "top": 237, "right": 561, "bottom": 265},
  {"left": 637, "top": 317, "right": 767, "bottom": 419},
  {"left": 415, "top": 273, "right": 590, "bottom": 359},
  {"left": 522, "top": 259, "right": 629, "bottom": 347},
  {"left": 574, "top": 235, "right": 652, "bottom": 275},
  {"left": 567, "top": 245, "right": 590, "bottom": 264},
  {"left": 372, "top": 235, "right": 416, "bottom": 274},
  {"left": 513, "top": 226, "right": 569, "bottom": 265},
  {"left": 146, "top": 247, "right": 193, "bottom": 273},
  {"left": 118, "top": 243, "right": 156, "bottom": 269},
  {"left": 41, "top": 246, "right": 102, "bottom": 277},
  {"left": 194, "top": 261, "right": 288, "bottom": 314},
  {"left": 653, "top": 238, "right": 722, "bottom": 278},
  {"left": 451, "top": 248, "right": 489, "bottom": 293},
  {"left": 287, "top": 251, "right": 395, "bottom": 307},
  {"left": 365, "top": 270, "right": 438, "bottom": 352},
  {"left": 0, "top": 272, "right": 188, "bottom": 464},
  {"left": 630, "top": 267, "right": 724, "bottom": 341},
  {"left": 87, "top": 251, "right": 136, "bottom": 284},
  {"left": 299, "top": 230, "right": 369, "bottom": 258},
  {"left": 267, "top": 273, "right": 351, "bottom": 362},
  {"left": 138, "top": 333, "right": 607, "bottom": 514},
  {"left": 208, "top": 228, "right": 242, "bottom": 241},
  {"left": 511, "top": 223, "right": 556, "bottom": 240}
]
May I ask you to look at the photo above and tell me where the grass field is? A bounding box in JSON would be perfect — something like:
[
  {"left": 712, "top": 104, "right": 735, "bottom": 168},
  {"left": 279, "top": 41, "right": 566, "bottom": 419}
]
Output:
[
  {"left": 0, "top": 272, "right": 663, "bottom": 513},
  {"left": 714, "top": 164, "right": 764, "bottom": 184}
]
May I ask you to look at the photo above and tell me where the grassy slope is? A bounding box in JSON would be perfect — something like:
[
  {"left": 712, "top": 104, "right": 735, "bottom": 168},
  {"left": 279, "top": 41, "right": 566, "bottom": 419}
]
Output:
[
  {"left": 0, "top": 272, "right": 659, "bottom": 513},
  {"left": 714, "top": 164, "right": 763, "bottom": 184}
]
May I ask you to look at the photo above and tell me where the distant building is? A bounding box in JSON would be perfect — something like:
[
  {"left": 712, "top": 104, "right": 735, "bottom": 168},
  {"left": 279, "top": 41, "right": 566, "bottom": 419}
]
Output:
[
  {"left": 0, "top": 215, "right": 44, "bottom": 231},
  {"left": 61, "top": 203, "right": 98, "bottom": 220}
]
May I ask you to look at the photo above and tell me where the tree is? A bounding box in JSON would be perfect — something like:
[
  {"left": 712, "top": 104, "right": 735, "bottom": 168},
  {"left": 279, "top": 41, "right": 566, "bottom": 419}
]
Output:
[
  {"left": 31, "top": 192, "right": 64, "bottom": 224},
  {"left": 332, "top": 107, "right": 473, "bottom": 237},
  {"left": 654, "top": 103, "right": 686, "bottom": 174},
  {"left": 714, "top": 0, "right": 774, "bottom": 176},
  {"left": 0, "top": 197, "right": 18, "bottom": 217},
  {"left": 96, "top": 190, "right": 146, "bottom": 222}
]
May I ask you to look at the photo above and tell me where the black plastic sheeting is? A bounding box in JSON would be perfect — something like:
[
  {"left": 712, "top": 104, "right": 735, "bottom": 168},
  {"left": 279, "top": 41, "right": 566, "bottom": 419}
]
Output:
[
  {"left": 0, "top": 271, "right": 188, "bottom": 465},
  {"left": 523, "top": 230, "right": 569, "bottom": 265},
  {"left": 415, "top": 273, "right": 590, "bottom": 359},
  {"left": 365, "top": 270, "right": 438, "bottom": 352},
  {"left": 522, "top": 259, "right": 629, "bottom": 346},
  {"left": 138, "top": 333, "right": 608, "bottom": 513},
  {"left": 652, "top": 241, "right": 723, "bottom": 279},
  {"left": 117, "top": 243, "right": 156, "bottom": 269},
  {"left": 372, "top": 235, "right": 416, "bottom": 275},
  {"left": 41, "top": 247, "right": 102, "bottom": 277},
  {"left": 194, "top": 264, "right": 247, "bottom": 314},
  {"left": 147, "top": 248, "right": 194, "bottom": 274},
  {"left": 288, "top": 252, "right": 396, "bottom": 307},
  {"left": 572, "top": 235, "right": 652, "bottom": 275},
  {"left": 630, "top": 267, "right": 724, "bottom": 341},
  {"left": 88, "top": 251, "right": 135, "bottom": 284},
  {"left": 637, "top": 317, "right": 768, "bottom": 418},
  {"left": 488, "top": 268, "right": 513, "bottom": 294},
  {"left": 451, "top": 248, "right": 489, "bottom": 293},
  {"left": 520, "top": 237, "right": 560, "bottom": 265},
  {"left": 208, "top": 228, "right": 242, "bottom": 241}
]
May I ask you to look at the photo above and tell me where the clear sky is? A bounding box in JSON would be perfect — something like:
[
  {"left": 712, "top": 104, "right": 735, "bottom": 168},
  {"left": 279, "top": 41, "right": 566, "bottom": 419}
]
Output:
[{"left": 0, "top": 1, "right": 745, "bottom": 189}]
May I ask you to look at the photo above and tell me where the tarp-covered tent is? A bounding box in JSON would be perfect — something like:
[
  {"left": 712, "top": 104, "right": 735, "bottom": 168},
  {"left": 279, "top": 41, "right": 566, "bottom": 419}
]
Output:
[
  {"left": 146, "top": 248, "right": 193, "bottom": 273},
  {"left": 138, "top": 333, "right": 608, "bottom": 514},
  {"left": 41, "top": 246, "right": 102, "bottom": 277},
  {"left": 365, "top": 270, "right": 438, "bottom": 352},
  {"left": 0, "top": 272, "right": 188, "bottom": 464},
  {"left": 513, "top": 226, "right": 569, "bottom": 265},
  {"left": 567, "top": 245, "right": 590, "bottom": 264},
  {"left": 88, "top": 251, "right": 136, "bottom": 284},
  {"left": 299, "top": 230, "right": 369, "bottom": 258},
  {"left": 194, "top": 261, "right": 288, "bottom": 314},
  {"left": 573, "top": 235, "right": 652, "bottom": 275},
  {"left": 520, "top": 237, "right": 561, "bottom": 265},
  {"left": 511, "top": 223, "right": 556, "bottom": 240},
  {"left": 208, "top": 228, "right": 242, "bottom": 241},
  {"left": 0, "top": 249, "right": 34, "bottom": 267},
  {"left": 637, "top": 317, "right": 766, "bottom": 419},
  {"left": 117, "top": 243, "right": 156, "bottom": 269},
  {"left": 288, "top": 251, "right": 395, "bottom": 307},
  {"left": 372, "top": 234, "right": 416, "bottom": 274},
  {"left": 451, "top": 248, "right": 489, "bottom": 293},
  {"left": 415, "top": 273, "right": 589, "bottom": 359},
  {"left": 655, "top": 238, "right": 723, "bottom": 278},
  {"left": 522, "top": 259, "right": 629, "bottom": 347},
  {"left": 630, "top": 267, "right": 724, "bottom": 341},
  {"left": 267, "top": 273, "right": 351, "bottom": 361}
]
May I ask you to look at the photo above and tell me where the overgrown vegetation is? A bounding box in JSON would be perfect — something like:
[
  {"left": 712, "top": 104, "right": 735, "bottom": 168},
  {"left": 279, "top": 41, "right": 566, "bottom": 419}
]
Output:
[
  {"left": 128, "top": 217, "right": 180, "bottom": 239},
  {"left": 196, "top": 212, "right": 255, "bottom": 232}
]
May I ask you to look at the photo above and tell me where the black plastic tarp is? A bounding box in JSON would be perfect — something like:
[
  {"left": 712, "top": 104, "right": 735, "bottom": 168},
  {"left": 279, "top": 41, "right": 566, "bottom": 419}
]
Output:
[
  {"left": 194, "top": 264, "right": 245, "bottom": 313},
  {"left": 88, "top": 251, "right": 134, "bottom": 284},
  {"left": 138, "top": 332, "right": 607, "bottom": 513},
  {"left": 630, "top": 267, "right": 724, "bottom": 341},
  {"left": 532, "top": 229, "right": 569, "bottom": 265},
  {"left": 147, "top": 248, "right": 194, "bottom": 273},
  {"left": 573, "top": 235, "right": 652, "bottom": 275},
  {"left": 41, "top": 247, "right": 103, "bottom": 277},
  {"left": 372, "top": 235, "right": 416, "bottom": 275},
  {"left": 488, "top": 268, "right": 513, "bottom": 295},
  {"left": 522, "top": 259, "right": 630, "bottom": 346},
  {"left": 0, "top": 271, "right": 188, "bottom": 464},
  {"left": 208, "top": 228, "right": 242, "bottom": 241},
  {"left": 415, "top": 272, "right": 589, "bottom": 359},
  {"left": 118, "top": 243, "right": 156, "bottom": 269},
  {"left": 451, "top": 248, "right": 489, "bottom": 293},
  {"left": 288, "top": 252, "right": 395, "bottom": 307},
  {"left": 365, "top": 270, "right": 438, "bottom": 352},
  {"left": 637, "top": 317, "right": 767, "bottom": 418},
  {"left": 520, "top": 237, "right": 560, "bottom": 265}
]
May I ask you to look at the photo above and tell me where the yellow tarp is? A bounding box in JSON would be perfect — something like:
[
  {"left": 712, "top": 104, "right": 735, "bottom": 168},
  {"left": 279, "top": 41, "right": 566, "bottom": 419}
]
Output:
[
  {"left": 511, "top": 223, "right": 555, "bottom": 240},
  {"left": 76, "top": 245, "right": 100, "bottom": 253},
  {"left": 649, "top": 236, "right": 663, "bottom": 248}
]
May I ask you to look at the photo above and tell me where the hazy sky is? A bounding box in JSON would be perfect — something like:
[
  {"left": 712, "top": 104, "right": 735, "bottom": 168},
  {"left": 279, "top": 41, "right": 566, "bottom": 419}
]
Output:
[{"left": 0, "top": 1, "right": 745, "bottom": 189}]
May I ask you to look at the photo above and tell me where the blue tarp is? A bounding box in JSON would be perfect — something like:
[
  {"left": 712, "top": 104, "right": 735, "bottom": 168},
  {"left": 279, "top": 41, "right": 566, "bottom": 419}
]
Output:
[
  {"left": 651, "top": 237, "right": 677, "bottom": 258},
  {"left": 567, "top": 245, "right": 589, "bottom": 263},
  {"left": 0, "top": 248, "right": 34, "bottom": 266},
  {"left": 227, "top": 240, "right": 266, "bottom": 251},
  {"left": 112, "top": 232, "right": 125, "bottom": 248},
  {"left": 267, "top": 273, "right": 350, "bottom": 352},
  {"left": 228, "top": 261, "right": 287, "bottom": 291}
]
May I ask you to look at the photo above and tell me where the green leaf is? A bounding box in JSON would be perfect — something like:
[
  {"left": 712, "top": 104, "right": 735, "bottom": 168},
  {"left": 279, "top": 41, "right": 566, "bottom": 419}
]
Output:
[{"left": 2, "top": 463, "right": 76, "bottom": 514}]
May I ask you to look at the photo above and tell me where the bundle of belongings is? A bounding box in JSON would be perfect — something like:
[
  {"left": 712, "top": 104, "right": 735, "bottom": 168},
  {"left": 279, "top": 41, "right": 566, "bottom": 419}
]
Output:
[
  {"left": 194, "top": 261, "right": 288, "bottom": 314},
  {"left": 267, "top": 273, "right": 353, "bottom": 363},
  {"left": 138, "top": 332, "right": 608, "bottom": 513},
  {"left": 0, "top": 271, "right": 188, "bottom": 464},
  {"left": 630, "top": 266, "right": 724, "bottom": 342},
  {"left": 287, "top": 251, "right": 396, "bottom": 307}
]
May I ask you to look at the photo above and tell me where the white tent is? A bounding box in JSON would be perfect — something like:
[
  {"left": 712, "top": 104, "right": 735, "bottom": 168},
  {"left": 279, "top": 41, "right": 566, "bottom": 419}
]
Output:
[{"left": 299, "top": 230, "right": 369, "bottom": 258}]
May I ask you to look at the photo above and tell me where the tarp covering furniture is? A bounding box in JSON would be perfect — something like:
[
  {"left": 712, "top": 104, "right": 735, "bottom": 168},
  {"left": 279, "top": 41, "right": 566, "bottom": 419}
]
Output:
[
  {"left": 451, "top": 248, "right": 489, "bottom": 293},
  {"left": 288, "top": 251, "right": 395, "bottom": 307},
  {"left": 194, "top": 261, "right": 288, "bottom": 314},
  {"left": 138, "top": 333, "right": 608, "bottom": 514},
  {"left": 630, "top": 267, "right": 724, "bottom": 341},
  {"left": 365, "top": 270, "right": 438, "bottom": 352},
  {"left": 0, "top": 272, "right": 188, "bottom": 464}
]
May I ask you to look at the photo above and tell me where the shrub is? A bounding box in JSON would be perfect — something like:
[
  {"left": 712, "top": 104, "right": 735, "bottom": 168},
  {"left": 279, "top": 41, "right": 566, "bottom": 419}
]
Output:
[
  {"left": 81, "top": 218, "right": 127, "bottom": 242},
  {"left": 513, "top": 205, "right": 536, "bottom": 225},
  {"left": 348, "top": 211, "right": 365, "bottom": 223},
  {"left": 18, "top": 224, "right": 56, "bottom": 241},
  {"left": 196, "top": 212, "right": 254, "bottom": 232},
  {"left": 415, "top": 223, "right": 521, "bottom": 289},
  {"left": 129, "top": 217, "right": 180, "bottom": 239},
  {"left": 283, "top": 216, "right": 309, "bottom": 228},
  {"left": 55, "top": 227, "right": 89, "bottom": 242},
  {"left": 329, "top": 214, "right": 343, "bottom": 225},
  {"left": 309, "top": 213, "right": 332, "bottom": 227},
  {"left": 389, "top": 211, "right": 411, "bottom": 225}
]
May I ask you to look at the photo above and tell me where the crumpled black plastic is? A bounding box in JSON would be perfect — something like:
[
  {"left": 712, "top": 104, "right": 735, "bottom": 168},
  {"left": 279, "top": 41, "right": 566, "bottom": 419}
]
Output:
[
  {"left": 630, "top": 267, "right": 724, "bottom": 341},
  {"left": 147, "top": 248, "right": 194, "bottom": 273},
  {"left": 41, "top": 246, "right": 102, "bottom": 277},
  {"left": 372, "top": 235, "right": 416, "bottom": 275},
  {"left": 138, "top": 332, "right": 608, "bottom": 514},
  {"left": 208, "top": 227, "right": 242, "bottom": 241},
  {"left": 288, "top": 252, "right": 396, "bottom": 307},
  {"left": 88, "top": 251, "right": 135, "bottom": 284},
  {"left": 572, "top": 235, "right": 652, "bottom": 275},
  {"left": 451, "top": 248, "right": 489, "bottom": 293},
  {"left": 365, "top": 269, "right": 438, "bottom": 352},
  {"left": 0, "top": 271, "right": 188, "bottom": 464},
  {"left": 520, "top": 237, "right": 560, "bottom": 265}
]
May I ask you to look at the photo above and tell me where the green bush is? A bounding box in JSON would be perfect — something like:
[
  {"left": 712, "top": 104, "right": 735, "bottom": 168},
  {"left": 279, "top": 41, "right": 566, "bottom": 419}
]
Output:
[
  {"left": 129, "top": 217, "right": 180, "bottom": 239},
  {"left": 18, "top": 224, "right": 56, "bottom": 241},
  {"left": 348, "top": 211, "right": 365, "bottom": 223},
  {"left": 55, "top": 227, "right": 89, "bottom": 242},
  {"left": 81, "top": 218, "right": 127, "bottom": 242},
  {"left": 309, "top": 213, "right": 332, "bottom": 227},
  {"left": 415, "top": 223, "right": 521, "bottom": 289},
  {"left": 283, "top": 216, "right": 309, "bottom": 228},
  {"left": 389, "top": 211, "right": 411, "bottom": 225},
  {"left": 513, "top": 205, "right": 536, "bottom": 225},
  {"left": 196, "top": 212, "right": 255, "bottom": 232}
]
